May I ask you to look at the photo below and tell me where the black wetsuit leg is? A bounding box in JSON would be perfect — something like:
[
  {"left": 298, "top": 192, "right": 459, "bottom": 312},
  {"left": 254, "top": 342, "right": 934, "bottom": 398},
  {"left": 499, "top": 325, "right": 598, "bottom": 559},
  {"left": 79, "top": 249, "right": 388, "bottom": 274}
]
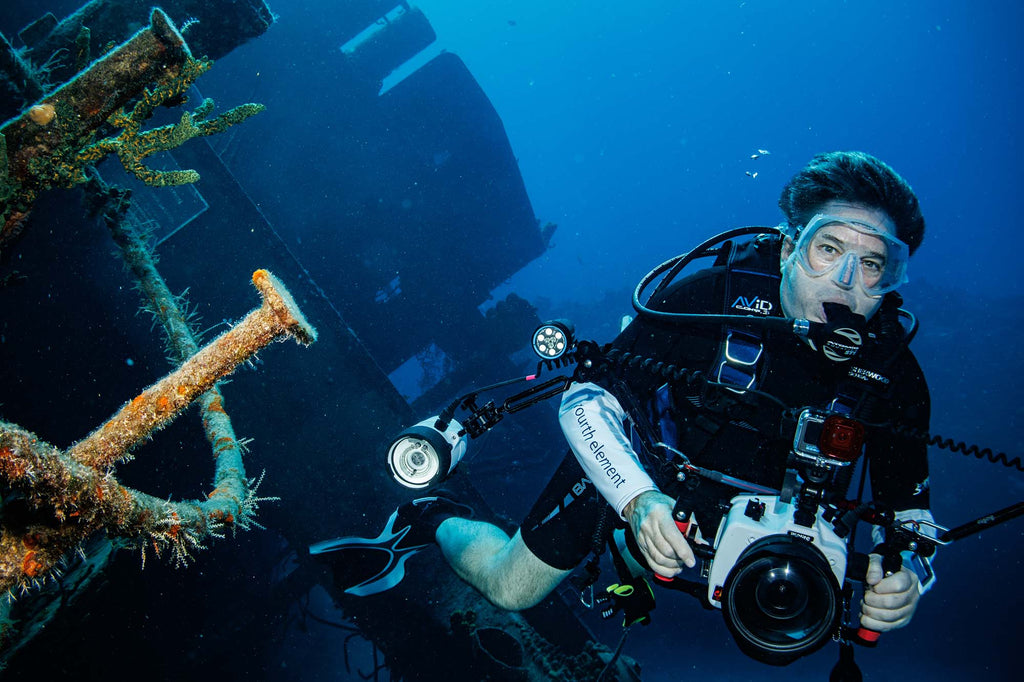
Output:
[{"left": 520, "top": 450, "right": 606, "bottom": 571}]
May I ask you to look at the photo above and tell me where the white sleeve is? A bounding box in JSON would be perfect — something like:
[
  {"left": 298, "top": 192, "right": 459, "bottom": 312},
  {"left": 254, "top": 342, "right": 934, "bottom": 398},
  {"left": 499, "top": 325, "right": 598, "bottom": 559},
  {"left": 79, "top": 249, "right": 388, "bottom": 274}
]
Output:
[{"left": 558, "top": 381, "right": 658, "bottom": 517}]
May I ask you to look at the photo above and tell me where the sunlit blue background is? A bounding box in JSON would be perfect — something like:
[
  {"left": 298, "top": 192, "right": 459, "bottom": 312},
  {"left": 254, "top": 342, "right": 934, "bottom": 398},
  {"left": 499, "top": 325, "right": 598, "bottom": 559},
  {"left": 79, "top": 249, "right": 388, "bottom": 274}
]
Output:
[
  {"left": 410, "top": 1, "right": 1020, "bottom": 306},
  {"left": 405, "top": 2, "right": 1024, "bottom": 679}
]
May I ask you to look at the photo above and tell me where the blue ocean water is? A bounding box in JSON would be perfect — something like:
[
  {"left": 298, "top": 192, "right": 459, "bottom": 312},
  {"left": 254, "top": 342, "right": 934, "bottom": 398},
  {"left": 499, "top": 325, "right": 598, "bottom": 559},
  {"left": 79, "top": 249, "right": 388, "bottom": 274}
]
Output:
[
  {"left": 399, "top": 5, "right": 1024, "bottom": 677},
  {"left": 414, "top": 0, "right": 1024, "bottom": 307},
  {"left": 2, "top": 1, "right": 1021, "bottom": 680}
]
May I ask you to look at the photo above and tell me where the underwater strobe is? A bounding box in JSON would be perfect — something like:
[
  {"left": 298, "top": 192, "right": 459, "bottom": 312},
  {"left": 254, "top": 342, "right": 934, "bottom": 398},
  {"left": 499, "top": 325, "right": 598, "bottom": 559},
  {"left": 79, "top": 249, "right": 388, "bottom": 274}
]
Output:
[
  {"left": 386, "top": 320, "right": 578, "bottom": 490},
  {"left": 386, "top": 417, "right": 468, "bottom": 489}
]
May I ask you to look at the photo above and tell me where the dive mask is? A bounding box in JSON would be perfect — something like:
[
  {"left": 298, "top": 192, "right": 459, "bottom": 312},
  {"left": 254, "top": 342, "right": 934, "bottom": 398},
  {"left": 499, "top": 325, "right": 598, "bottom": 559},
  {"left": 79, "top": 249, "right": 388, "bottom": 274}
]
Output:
[{"left": 790, "top": 214, "right": 909, "bottom": 297}]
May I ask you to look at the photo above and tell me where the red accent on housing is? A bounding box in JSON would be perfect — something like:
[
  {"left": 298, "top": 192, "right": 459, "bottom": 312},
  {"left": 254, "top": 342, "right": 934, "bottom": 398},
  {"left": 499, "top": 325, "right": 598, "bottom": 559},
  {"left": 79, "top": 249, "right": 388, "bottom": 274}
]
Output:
[
  {"left": 820, "top": 414, "right": 866, "bottom": 462},
  {"left": 856, "top": 627, "right": 882, "bottom": 643}
]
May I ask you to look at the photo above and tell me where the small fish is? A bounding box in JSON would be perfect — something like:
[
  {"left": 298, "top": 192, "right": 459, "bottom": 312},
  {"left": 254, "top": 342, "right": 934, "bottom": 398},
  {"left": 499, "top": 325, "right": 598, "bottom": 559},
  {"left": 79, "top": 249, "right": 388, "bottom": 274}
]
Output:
[
  {"left": 750, "top": 153, "right": 760, "bottom": 160},
  {"left": 757, "top": 148, "right": 771, "bottom": 155},
  {"left": 745, "top": 171, "right": 759, "bottom": 179}
]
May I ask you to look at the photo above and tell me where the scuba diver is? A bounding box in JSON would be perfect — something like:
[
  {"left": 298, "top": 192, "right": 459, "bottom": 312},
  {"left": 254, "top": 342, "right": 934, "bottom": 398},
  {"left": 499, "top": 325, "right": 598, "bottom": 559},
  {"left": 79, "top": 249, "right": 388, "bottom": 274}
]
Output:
[{"left": 312, "top": 151, "right": 936, "bottom": 667}]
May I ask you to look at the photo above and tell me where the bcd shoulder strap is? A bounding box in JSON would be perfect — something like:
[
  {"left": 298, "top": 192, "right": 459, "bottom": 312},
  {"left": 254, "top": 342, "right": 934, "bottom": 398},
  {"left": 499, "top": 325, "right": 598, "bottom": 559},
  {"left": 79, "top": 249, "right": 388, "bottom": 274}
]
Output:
[{"left": 709, "top": 234, "right": 782, "bottom": 396}]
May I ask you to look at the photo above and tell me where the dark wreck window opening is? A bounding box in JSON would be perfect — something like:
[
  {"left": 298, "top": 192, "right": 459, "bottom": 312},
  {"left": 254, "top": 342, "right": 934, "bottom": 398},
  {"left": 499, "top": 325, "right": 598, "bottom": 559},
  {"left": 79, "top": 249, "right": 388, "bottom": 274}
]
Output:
[{"left": 388, "top": 342, "right": 453, "bottom": 403}]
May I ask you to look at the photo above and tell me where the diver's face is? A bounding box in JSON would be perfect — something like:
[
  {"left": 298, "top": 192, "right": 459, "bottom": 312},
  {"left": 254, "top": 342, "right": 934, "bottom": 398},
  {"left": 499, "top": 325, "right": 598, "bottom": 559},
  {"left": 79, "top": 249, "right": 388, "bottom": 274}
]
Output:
[{"left": 779, "top": 201, "right": 897, "bottom": 323}]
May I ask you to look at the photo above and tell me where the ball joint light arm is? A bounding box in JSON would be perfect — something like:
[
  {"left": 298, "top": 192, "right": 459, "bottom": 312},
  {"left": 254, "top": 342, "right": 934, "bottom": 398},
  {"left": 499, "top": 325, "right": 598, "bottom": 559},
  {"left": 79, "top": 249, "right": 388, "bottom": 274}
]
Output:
[
  {"left": 387, "top": 321, "right": 587, "bottom": 489},
  {"left": 431, "top": 320, "right": 587, "bottom": 437}
]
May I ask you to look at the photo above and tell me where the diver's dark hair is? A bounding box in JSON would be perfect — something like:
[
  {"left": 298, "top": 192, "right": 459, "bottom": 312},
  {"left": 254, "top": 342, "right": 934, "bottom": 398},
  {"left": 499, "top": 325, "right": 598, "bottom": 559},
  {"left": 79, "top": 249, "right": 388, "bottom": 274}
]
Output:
[{"left": 779, "top": 151, "right": 925, "bottom": 256}]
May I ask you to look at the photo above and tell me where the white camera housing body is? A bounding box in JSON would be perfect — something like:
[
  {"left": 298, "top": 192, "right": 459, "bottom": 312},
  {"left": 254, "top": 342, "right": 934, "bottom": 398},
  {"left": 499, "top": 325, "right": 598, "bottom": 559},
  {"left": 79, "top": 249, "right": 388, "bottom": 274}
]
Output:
[{"left": 707, "top": 494, "right": 847, "bottom": 608}]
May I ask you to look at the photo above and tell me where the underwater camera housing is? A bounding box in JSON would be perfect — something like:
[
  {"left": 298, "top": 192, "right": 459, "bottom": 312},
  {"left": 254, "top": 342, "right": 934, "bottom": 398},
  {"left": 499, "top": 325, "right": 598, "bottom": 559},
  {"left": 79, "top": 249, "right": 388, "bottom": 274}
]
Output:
[
  {"left": 791, "top": 408, "right": 866, "bottom": 469},
  {"left": 706, "top": 494, "right": 847, "bottom": 666},
  {"left": 681, "top": 408, "right": 866, "bottom": 665}
]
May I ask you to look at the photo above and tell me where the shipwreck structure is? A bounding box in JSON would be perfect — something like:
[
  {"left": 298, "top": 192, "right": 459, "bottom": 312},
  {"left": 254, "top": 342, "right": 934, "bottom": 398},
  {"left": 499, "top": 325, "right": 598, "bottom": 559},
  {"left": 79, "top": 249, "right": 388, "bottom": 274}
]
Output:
[{"left": 0, "top": 1, "right": 638, "bottom": 679}]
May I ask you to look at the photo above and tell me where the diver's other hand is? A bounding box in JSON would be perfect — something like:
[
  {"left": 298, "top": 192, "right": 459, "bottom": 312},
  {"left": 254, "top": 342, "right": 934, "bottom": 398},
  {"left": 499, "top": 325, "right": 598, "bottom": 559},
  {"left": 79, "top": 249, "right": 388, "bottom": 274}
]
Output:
[
  {"left": 623, "top": 490, "right": 695, "bottom": 577},
  {"left": 860, "top": 553, "right": 921, "bottom": 632}
]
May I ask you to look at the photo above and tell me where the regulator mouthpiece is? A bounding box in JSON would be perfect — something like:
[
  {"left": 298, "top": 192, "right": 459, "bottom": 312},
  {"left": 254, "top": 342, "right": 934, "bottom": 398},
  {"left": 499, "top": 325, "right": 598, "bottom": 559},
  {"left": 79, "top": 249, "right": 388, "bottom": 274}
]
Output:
[{"left": 807, "top": 303, "right": 866, "bottom": 363}]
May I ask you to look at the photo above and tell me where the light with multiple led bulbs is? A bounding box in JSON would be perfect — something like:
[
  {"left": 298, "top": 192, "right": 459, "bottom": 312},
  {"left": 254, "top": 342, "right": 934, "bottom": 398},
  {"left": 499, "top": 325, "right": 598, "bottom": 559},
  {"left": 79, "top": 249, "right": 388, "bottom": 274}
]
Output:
[{"left": 531, "top": 319, "right": 575, "bottom": 361}]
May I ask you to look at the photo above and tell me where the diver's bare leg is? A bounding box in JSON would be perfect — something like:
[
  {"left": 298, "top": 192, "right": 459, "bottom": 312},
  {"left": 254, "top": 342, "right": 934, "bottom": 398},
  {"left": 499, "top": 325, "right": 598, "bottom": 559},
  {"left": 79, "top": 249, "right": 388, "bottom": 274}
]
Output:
[{"left": 435, "top": 518, "right": 569, "bottom": 611}]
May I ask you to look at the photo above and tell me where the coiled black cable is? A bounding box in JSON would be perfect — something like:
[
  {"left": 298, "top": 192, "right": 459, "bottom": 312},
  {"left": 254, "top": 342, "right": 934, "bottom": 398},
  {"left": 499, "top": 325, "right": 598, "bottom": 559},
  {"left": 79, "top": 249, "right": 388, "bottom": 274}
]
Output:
[
  {"left": 600, "top": 347, "right": 790, "bottom": 409},
  {"left": 590, "top": 503, "right": 613, "bottom": 555},
  {"left": 891, "top": 425, "right": 1023, "bottom": 472},
  {"left": 583, "top": 344, "right": 1022, "bottom": 473},
  {"left": 602, "top": 347, "right": 706, "bottom": 387}
]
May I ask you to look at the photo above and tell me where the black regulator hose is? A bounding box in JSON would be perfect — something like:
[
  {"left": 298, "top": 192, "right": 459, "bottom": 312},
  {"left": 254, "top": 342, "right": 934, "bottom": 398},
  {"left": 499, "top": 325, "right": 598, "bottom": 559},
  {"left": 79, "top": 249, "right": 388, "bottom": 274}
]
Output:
[
  {"left": 631, "top": 226, "right": 885, "bottom": 360},
  {"left": 632, "top": 226, "right": 803, "bottom": 336},
  {"left": 637, "top": 226, "right": 777, "bottom": 303}
]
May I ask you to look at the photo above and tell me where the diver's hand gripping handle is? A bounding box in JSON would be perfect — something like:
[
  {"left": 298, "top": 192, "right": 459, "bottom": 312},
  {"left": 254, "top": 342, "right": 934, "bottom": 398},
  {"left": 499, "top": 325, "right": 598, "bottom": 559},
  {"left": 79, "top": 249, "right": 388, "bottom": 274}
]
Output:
[
  {"left": 855, "top": 551, "right": 903, "bottom": 645},
  {"left": 653, "top": 516, "right": 693, "bottom": 583}
]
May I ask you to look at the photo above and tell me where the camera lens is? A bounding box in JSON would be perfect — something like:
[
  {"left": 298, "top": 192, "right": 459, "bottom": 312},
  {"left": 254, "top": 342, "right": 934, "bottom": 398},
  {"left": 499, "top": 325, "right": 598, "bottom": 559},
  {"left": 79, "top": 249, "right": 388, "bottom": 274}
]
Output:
[
  {"left": 754, "top": 565, "right": 809, "bottom": 618},
  {"left": 722, "top": 535, "right": 840, "bottom": 666}
]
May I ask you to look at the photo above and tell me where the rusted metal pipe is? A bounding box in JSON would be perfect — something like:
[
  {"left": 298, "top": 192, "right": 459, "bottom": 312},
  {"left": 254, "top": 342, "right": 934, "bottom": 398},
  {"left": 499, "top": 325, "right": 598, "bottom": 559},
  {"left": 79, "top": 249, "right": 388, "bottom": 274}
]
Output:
[
  {"left": 0, "top": 8, "right": 190, "bottom": 245},
  {"left": 67, "top": 269, "right": 316, "bottom": 470}
]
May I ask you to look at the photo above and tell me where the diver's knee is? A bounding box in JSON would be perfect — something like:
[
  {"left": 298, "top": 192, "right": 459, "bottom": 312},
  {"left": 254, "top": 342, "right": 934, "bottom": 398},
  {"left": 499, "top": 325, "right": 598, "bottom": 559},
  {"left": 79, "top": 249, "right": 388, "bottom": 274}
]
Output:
[
  {"left": 482, "top": 546, "right": 564, "bottom": 610},
  {"left": 485, "top": 582, "right": 546, "bottom": 611}
]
